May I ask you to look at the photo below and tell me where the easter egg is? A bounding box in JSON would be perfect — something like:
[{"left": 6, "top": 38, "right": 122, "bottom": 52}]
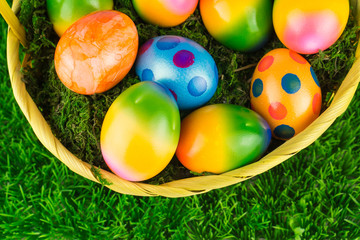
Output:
[
  {"left": 176, "top": 104, "right": 271, "bottom": 174},
  {"left": 47, "top": 0, "right": 113, "bottom": 36},
  {"left": 132, "top": 0, "right": 198, "bottom": 27},
  {"left": 273, "top": 0, "right": 349, "bottom": 54},
  {"left": 135, "top": 35, "right": 218, "bottom": 110},
  {"left": 55, "top": 10, "right": 138, "bottom": 95},
  {"left": 250, "top": 48, "right": 322, "bottom": 140},
  {"left": 199, "top": 0, "right": 273, "bottom": 52},
  {"left": 100, "top": 81, "right": 181, "bottom": 182}
]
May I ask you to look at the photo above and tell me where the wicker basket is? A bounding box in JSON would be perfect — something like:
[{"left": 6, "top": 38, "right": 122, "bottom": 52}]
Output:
[{"left": 2, "top": 0, "right": 360, "bottom": 197}]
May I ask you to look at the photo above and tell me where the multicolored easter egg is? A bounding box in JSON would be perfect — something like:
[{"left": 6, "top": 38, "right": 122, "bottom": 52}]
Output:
[
  {"left": 200, "top": 0, "right": 273, "bottom": 52},
  {"left": 250, "top": 48, "right": 322, "bottom": 140},
  {"left": 100, "top": 81, "right": 180, "bottom": 182},
  {"left": 273, "top": 0, "right": 349, "bottom": 54},
  {"left": 176, "top": 104, "right": 271, "bottom": 174},
  {"left": 135, "top": 35, "right": 218, "bottom": 110},
  {"left": 55, "top": 10, "right": 138, "bottom": 95},
  {"left": 47, "top": 0, "right": 113, "bottom": 36},
  {"left": 132, "top": 0, "right": 198, "bottom": 27}
]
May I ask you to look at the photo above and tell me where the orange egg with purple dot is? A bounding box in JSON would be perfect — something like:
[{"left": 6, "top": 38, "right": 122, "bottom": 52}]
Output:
[{"left": 250, "top": 48, "right": 322, "bottom": 140}]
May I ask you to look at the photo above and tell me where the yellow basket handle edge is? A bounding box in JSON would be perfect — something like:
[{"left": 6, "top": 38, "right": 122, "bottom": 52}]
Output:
[{"left": 0, "top": 0, "right": 26, "bottom": 47}]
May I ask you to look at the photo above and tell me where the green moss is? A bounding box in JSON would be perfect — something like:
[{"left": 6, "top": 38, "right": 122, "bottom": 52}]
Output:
[{"left": 19, "top": 0, "right": 359, "bottom": 185}]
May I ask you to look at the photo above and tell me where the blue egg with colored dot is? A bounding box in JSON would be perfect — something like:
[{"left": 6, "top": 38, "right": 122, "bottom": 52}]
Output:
[{"left": 135, "top": 35, "right": 219, "bottom": 110}]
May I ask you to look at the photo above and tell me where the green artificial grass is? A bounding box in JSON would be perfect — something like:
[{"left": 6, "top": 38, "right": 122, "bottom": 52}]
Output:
[
  {"left": 16, "top": 0, "right": 360, "bottom": 184},
  {"left": 1, "top": 1, "right": 360, "bottom": 239}
]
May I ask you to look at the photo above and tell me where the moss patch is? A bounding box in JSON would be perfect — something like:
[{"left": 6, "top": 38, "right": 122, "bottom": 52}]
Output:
[{"left": 19, "top": 0, "right": 359, "bottom": 184}]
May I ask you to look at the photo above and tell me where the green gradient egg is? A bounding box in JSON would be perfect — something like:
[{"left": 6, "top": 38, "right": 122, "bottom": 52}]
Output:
[
  {"left": 200, "top": 0, "right": 272, "bottom": 52},
  {"left": 176, "top": 104, "right": 272, "bottom": 174},
  {"left": 46, "top": 0, "right": 113, "bottom": 36}
]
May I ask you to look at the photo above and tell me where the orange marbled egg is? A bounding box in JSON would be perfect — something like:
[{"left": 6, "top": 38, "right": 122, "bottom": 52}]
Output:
[{"left": 54, "top": 10, "right": 138, "bottom": 95}]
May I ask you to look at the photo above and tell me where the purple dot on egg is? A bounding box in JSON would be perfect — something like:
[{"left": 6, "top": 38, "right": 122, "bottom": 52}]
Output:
[
  {"left": 142, "top": 69, "right": 154, "bottom": 81},
  {"left": 173, "top": 50, "right": 195, "bottom": 68},
  {"left": 168, "top": 88, "right": 178, "bottom": 101},
  {"left": 139, "top": 39, "right": 154, "bottom": 55},
  {"left": 156, "top": 36, "right": 181, "bottom": 50},
  {"left": 274, "top": 124, "right": 295, "bottom": 139},
  {"left": 188, "top": 76, "right": 207, "bottom": 97}
]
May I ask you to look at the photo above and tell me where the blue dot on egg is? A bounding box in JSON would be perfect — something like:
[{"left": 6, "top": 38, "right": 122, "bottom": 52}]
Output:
[
  {"left": 274, "top": 124, "right": 295, "bottom": 139},
  {"left": 188, "top": 76, "right": 207, "bottom": 97},
  {"left": 142, "top": 69, "right": 154, "bottom": 81},
  {"left": 266, "top": 127, "right": 272, "bottom": 146},
  {"left": 214, "top": 63, "right": 218, "bottom": 79},
  {"left": 282, "top": 73, "right": 301, "bottom": 94},
  {"left": 156, "top": 36, "right": 180, "bottom": 50},
  {"left": 252, "top": 78, "right": 263, "bottom": 97},
  {"left": 310, "top": 67, "right": 320, "bottom": 87}
]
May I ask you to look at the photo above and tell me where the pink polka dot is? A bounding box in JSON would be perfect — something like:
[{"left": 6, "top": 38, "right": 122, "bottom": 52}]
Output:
[
  {"left": 169, "top": 89, "right": 178, "bottom": 101},
  {"left": 312, "top": 93, "right": 321, "bottom": 115},
  {"left": 173, "top": 50, "right": 195, "bottom": 68},
  {"left": 258, "top": 56, "right": 274, "bottom": 72},
  {"left": 269, "top": 102, "right": 287, "bottom": 120},
  {"left": 164, "top": 0, "right": 197, "bottom": 15},
  {"left": 139, "top": 39, "right": 154, "bottom": 55},
  {"left": 289, "top": 50, "right": 307, "bottom": 64}
]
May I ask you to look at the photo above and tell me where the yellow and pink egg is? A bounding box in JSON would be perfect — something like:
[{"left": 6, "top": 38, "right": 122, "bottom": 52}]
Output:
[
  {"left": 132, "top": 0, "right": 198, "bottom": 27},
  {"left": 273, "top": 0, "right": 349, "bottom": 54},
  {"left": 100, "top": 82, "right": 181, "bottom": 182}
]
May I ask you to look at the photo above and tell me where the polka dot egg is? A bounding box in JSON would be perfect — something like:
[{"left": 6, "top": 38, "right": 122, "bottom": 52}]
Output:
[
  {"left": 273, "top": 0, "right": 349, "bottom": 54},
  {"left": 135, "top": 35, "right": 218, "bottom": 110},
  {"left": 132, "top": 0, "right": 198, "bottom": 27},
  {"left": 250, "top": 48, "right": 322, "bottom": 140}
]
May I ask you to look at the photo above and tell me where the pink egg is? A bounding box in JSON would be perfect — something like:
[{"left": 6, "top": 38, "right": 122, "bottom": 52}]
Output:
[{"left": 273, "top": 0, "right": 349, "bottom": 54}]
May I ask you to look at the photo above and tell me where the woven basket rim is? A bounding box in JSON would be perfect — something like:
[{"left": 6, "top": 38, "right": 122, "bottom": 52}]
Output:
[{"left": 3, "top": 0, "right": 360, "bottom": 197}]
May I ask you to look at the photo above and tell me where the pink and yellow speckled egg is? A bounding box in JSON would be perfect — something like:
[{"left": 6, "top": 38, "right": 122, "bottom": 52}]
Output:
[
  {"left": 100, "top": 81, "right": 180, "bottom": 182},
  {"left": 54, "top": 10, "right": 138, "bottom": 95},
  {"left": 132, "top": 0, "right": 198, "bottom": 27},
  {"left": 176, "top": 104, "right": 271, "bottom": 174},
  {"left": 273, "top": 0, "right": 349, "bottom": 54},
  {"left": 250, "top": 48, "right": 322, "bottom": 140}
]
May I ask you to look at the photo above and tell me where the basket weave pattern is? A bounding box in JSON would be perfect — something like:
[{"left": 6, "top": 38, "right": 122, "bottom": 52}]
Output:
[{"left": 2, "top": 0, "right": 360, "bottom": 197}]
